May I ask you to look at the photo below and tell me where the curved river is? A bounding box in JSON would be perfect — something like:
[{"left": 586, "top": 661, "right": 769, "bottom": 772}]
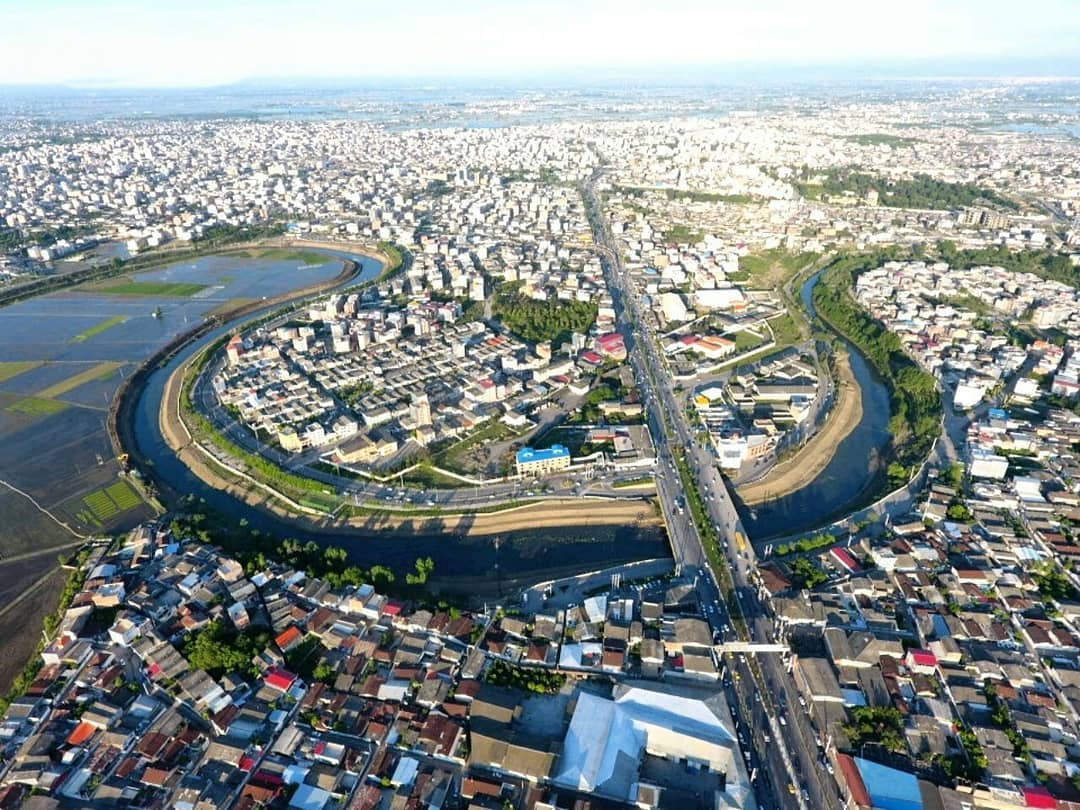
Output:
[
  {"left": 736, "top": 271, "right": 893, "bottom": 540},
  {"left": 129, "top": 251, "right": 668, "bottom": 588}
]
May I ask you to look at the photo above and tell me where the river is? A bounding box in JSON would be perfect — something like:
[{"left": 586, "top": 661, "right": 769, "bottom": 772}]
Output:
[
  {"left": 736, "top": 271, "right": 893, "bottom": 540},
  {"left": 128, "top": 251, "right": 668, "bottom": 588}
]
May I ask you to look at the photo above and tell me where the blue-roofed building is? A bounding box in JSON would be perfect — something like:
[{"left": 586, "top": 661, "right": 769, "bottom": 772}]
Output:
[
  {"left": 516, "top": 444, "right": 571, "bottom": 477},
  {"left": 854, "top": 757, "right": 923, "bottom": 810}
]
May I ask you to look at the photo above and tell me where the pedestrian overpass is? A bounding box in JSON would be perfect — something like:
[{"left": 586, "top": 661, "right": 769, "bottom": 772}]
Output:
[{"left": 713, "top": 642, "right": 788, "bottom": 654}]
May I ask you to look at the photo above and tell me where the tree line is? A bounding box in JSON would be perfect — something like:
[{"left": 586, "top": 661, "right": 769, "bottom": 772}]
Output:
[
  {"left": 813, "top": 250, "right": 941, "bottom": 474},
  {"left": 797, "top": 169, "right": 1018, "bottom": 211},
  {"left": 169, "top": 506, "right": 429, "bottom": 594}
]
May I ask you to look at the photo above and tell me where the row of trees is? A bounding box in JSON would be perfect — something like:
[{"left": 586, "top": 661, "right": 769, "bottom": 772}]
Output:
[
  {"left": 168, "top": 507, "right": 428, "bottom": 594},
  {"left": 775, "top": 532, "right": 837, "bottom": 557},
  {"left": 196, "top": 222, "right": 287, "bottom": 246},
  {"left": 484, "top": 659, "right": 565, "bottom": 694},
  {"left": 813, "top": 251, "right": 941, "bottom": 472}
]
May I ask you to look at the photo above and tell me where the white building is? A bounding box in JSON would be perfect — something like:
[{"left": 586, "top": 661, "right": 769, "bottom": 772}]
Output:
[
  {"left": 694, "top": 287, "right": 745, "bottom": 311},
  {"left": 969, "top": 449, "right": 1008, "bottom": 480},
  {"left": 953, "top": 382, "right": 986, "bottom": 410},
  {"left": 552, "top": 683, "right": 754, "bottom": 809},
  {"left": 659, "top": 292, "right": 689, "bottom": 323}
]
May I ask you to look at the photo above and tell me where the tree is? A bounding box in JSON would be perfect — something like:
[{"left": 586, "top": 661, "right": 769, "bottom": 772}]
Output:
[
  {"left": 406, "top": 557, "right": 436, "bottom": 586},
  {"left": 843, "top": 706, "right": 907, "bottom": 754},
  {"left": 312, "top": 661, "right": 337, "bottom": 685},
  {"left": 946, "top": 503, "right": 972, "bottom": 522},
  {"left": 184, "top": 620, "right": 267, "bottom": 677},
  {"left": 370, "top": 565, "right": 395, "bottom": 585}
]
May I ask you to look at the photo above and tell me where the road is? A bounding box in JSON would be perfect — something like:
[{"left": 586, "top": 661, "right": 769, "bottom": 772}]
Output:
[{"left": 582, "top": 162, "right": 841, "bottom": 810}]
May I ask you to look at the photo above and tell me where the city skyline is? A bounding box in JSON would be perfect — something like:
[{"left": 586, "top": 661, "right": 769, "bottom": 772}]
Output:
[{"left": 3, "top": 0, "right": 1080, "bottom": 88}]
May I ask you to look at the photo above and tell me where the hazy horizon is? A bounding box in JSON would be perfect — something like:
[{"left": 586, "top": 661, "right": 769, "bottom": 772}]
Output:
[{"left": 4, "top": 0, "right": 1080, "bottom": 89}]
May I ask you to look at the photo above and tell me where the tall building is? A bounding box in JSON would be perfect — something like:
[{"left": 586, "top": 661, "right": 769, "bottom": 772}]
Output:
[
  {"left": 409, "top": 394, "right": 432, "bottom": 428},
  {"left": 515, "top": 445, "right": 571, "bottom": 477}
]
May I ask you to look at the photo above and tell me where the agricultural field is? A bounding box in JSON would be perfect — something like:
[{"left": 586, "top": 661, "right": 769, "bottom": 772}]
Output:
[
  {"left": 0, "top": 567, "right": 66, "bottom": 703},
  {"left": 5, "top": 397, "right": 69, "bottom": 418},
  {"left": 79, "top": 480, "right": 143, "bottom": 526},
  {"left": 89, "top": 279, "right": 209, "bottom": 297},
  {"left": 34, "top": 362, "right": 123, "bottom": 399},
  {"left": 0, "top": 361, "right": 43, "bottom": 384},
  {"left": 0, "top": 555, "right": 64, "bottom": 612},
  {"left": 237, "top": 247, "right": 333, "bottom": 264},
  {"left": 0, "top": 487, "right": 76, "bottom": 558},
  {"left": 0, "top": 246, "right": 381, "bottom": 696},
  {"left": 208, "top": 298, "right": 258, "bottom": 317},
  {"left": 71, "top": 315, "right": 128, "bottom": 342}
]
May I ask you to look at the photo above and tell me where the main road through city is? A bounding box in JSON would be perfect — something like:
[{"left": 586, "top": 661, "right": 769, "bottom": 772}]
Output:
[{"left": 582, "top": 162, "right": 842, "bottom": 810}]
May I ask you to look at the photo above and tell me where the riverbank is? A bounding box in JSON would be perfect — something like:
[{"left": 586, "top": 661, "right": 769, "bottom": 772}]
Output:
[
  {"left": 736, "top": 346, "right": 862, "bottom": 506},
  {"left": 161, "top": 347, "right": 659, "bottom": 536},
  {"left": 812, "top": 251, "right": 940, "bottom": 474},
  {"left": 346, "top": 498, "right": 661, "bottom": 536},
  {"left": 738, "top": 265, "right": 895, "bottom": 540},
  {"left": 136, "top": 243, "right": 659, "bottom": 540}
]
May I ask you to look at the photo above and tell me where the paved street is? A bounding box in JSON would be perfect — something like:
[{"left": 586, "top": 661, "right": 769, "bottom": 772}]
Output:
[{"left": 583, "top": 163, "right": 842, "bottom": 810}]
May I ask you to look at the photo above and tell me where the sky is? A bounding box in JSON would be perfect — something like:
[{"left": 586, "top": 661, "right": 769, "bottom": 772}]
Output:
[{"left": 3, "top": 0, "right": 1079, "bottom": 87}]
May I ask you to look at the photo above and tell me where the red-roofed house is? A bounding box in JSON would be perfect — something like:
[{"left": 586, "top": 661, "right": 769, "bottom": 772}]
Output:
[
  {"left": 275, "top": 626, "right": 304, "bottom": 653},
  {"left": 264, "top": 668, "right": 297, "bottom": 692},
  {"left": 67, "top": 721, "right": 97, "bottom": 747},
  {"left": 835, "top": 753, "right": 871, "bottom": 808},
  {"left": 596, "top": 332, "right": 627, "bottom": 361},
  {"left": 906, "top": 649, "right": 938, "bottom": 675},
  {"left": 830, "top": 547, "right": 863, "bottom": 574}
]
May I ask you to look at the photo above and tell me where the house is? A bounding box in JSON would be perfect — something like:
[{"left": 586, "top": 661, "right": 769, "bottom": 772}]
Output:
[{"left": 275, "top": 626, "right": 305, "bottom": 654}]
